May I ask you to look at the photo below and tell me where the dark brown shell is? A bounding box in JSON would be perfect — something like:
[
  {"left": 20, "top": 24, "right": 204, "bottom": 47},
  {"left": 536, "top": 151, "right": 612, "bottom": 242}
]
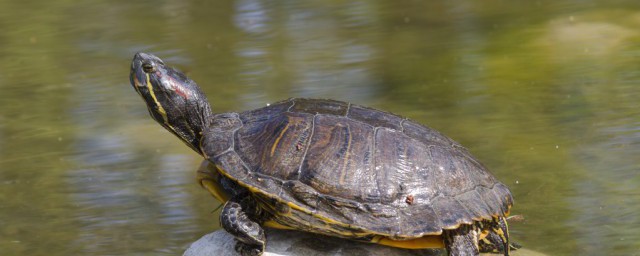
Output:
[{"left": 202, "top": 98, "right": 512, "bottom": 238}]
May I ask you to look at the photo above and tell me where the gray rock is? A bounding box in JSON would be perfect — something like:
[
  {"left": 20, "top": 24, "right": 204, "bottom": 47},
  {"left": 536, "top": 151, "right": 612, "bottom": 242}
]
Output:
[
  {"left": 183, "top": 229, "right": 544, "bottom": 256},
  {"left": 183, "top": 229, "right": 440, "bottom": 256}
]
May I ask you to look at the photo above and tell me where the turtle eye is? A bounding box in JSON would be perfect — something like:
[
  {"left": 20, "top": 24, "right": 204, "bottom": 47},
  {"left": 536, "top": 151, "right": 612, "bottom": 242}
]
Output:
[{"left": 142, "top": 62, "right": 155, "bottom": 73}]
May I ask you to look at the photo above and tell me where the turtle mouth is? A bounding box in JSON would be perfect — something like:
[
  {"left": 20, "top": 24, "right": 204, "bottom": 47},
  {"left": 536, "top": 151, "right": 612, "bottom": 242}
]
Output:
[{"left": 130, "top": 69, "right": 145, "bottom": 90}]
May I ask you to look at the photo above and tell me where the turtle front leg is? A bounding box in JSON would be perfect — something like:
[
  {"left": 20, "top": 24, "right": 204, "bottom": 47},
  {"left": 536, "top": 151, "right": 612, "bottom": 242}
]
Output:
[
  {"left": 443, "top": 224, "right": 480, "bottom": 256},
  {"left": 220, "top": 194, "right": 266, "bottom": 256}
]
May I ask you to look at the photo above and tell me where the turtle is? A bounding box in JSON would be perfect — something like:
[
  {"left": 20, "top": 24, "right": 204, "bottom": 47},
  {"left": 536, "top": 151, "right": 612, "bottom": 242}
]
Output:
[{"left": 129, "top": 52, "right": 515, "bottom": 256}]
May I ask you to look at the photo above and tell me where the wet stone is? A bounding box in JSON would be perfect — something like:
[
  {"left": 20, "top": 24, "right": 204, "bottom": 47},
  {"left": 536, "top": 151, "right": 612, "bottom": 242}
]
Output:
[{"left": 183, "top": 229, "right": 545, "bottom": 256}]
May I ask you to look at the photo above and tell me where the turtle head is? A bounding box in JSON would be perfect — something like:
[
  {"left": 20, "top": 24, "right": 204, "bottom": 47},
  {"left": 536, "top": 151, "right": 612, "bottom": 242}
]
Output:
[{"left": 130, "top": 52, "right": 213, "bottom": 154}]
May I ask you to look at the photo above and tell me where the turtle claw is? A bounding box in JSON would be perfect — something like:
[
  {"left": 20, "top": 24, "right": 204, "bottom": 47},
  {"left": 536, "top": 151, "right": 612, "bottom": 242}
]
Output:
[
  {"left": 221, "top": 195, "right": 267, "bottom": 256},
  {"left": 234, "top": 241, "right": 263, "bottom": 256}
]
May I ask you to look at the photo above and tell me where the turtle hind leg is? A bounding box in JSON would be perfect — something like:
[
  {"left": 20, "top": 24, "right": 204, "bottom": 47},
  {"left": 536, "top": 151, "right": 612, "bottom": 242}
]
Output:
[
  {"left": 220, "top": 194, "right": 267, "bottom": 256},
  {"left": 479, "top": 233, "right": 521, "bottom": 255},
  {"left": 443, "top": 224, "right": 480, "bottom": 256},
  {"left": 479, "top": 217, "right": 520, "bottom": 256}
]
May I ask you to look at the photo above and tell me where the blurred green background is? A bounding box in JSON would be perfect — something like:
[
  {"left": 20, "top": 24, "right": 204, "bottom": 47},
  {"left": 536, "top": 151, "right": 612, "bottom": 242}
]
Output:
[{"left": 0, "top": 0, "right": 639, "bottom": 255}]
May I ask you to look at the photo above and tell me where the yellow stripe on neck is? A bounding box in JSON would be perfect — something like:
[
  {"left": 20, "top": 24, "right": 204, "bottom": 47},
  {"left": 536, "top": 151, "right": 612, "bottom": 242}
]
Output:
[{"left": 145, "top": 73, "right": 169, "bottom": 124}]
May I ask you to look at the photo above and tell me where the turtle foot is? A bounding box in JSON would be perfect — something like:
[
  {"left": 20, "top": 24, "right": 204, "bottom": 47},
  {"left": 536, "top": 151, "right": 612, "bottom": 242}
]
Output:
[{"left": 234, "top": 241, "right": 263, "bottom": 256}]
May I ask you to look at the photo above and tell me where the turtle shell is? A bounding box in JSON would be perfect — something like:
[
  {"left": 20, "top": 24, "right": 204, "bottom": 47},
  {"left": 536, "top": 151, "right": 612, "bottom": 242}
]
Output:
[{"left": 201, "top": 98, "right": 512, "bottom": 239}]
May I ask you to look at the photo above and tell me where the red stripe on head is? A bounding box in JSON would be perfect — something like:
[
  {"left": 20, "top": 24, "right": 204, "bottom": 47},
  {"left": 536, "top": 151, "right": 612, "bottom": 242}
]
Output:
[{"left": 168, "top": 76, "right": 190, "bottom": 99}]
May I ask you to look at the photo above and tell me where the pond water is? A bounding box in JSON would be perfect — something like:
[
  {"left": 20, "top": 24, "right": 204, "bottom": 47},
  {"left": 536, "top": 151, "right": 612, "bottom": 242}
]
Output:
[{"left": 1, "top": 1, "right": 639, "bottom": 255}]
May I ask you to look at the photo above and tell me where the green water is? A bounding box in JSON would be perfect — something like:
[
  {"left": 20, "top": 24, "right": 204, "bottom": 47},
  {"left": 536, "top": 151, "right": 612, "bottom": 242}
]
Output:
[{"left": 1, "top": 1, "right": 639, "bottom": 255}]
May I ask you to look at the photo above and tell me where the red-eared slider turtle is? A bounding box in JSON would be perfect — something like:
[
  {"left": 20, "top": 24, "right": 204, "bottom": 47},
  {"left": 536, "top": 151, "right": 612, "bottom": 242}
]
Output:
[{"left": 129, "top": 52, "right": 515, "bottom": 256}]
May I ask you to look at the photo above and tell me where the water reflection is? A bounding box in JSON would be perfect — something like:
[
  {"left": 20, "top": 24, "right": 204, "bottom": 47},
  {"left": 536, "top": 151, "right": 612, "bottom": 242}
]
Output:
[
  {"left": 64, "top": 70, "right": 203, "bottom": 253},
  {"left": 571, "top": 96, "right": 640, "bottom": 253},
  {"left": 69, "top": 145, "right": 197, "bottom": 253},
  {"left": 233, "top": 0, "right": 380, "bottom": 109},
  {"left": 0, "top": 1, "right": 639, "bottom": 256}
]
